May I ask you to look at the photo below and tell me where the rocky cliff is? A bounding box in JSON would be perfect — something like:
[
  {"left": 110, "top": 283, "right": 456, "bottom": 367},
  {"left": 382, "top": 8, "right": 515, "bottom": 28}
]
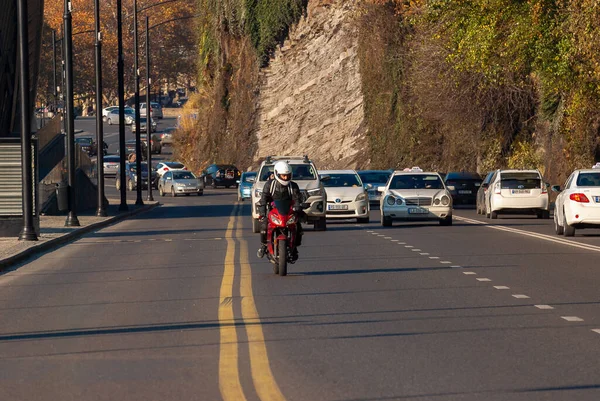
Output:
[{"left": 254, "top": 0, "right": 367, "bottom": 169}]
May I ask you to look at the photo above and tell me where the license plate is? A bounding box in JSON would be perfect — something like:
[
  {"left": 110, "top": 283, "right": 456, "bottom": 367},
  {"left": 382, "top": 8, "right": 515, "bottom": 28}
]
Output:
[
  {"left": 511, "top": 189, "right": 531, "bottom": 194},
  {"left": 595, "top": 196, "right": 600, "bottom": 203},
  {"left": 328, "top": 204, "right": 348, "bottom": 210},
  {"left": 408, "top": 207, "right": 428, "bottom": 214},
  {"left": 458, "top": 190, "right": 472, "bottom": 194}
]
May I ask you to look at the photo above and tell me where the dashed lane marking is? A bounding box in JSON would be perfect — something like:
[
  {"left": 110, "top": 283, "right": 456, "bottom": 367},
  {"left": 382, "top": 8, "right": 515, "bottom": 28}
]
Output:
[
  {"left": 397, "top": 242, "right": 406, "bottom": 245},
  {"left": 411, "top": 249, "right": 421, "bottom": 252},
  {"left": 384, "top": 237, "right": 392, "bottom": 239},
  {"left": 440, "top": 261, "right": 452, "bottom": 264},
  {"left": 476, "top": 278, "right": 492, "bottom": 282},
  {"left": 592, "top": 329, "right": 600, "bottom": 335},
  {"left": 420, "top": 253, "right": 430, "bottom": 256},
  {"left": 512, "top": 294, "right": 530, "bottom": 299},
  {"left": 561, "top": 316, "right": 584, "bottom": 322},
  {"left": 451, "top": 265, "right": 461, "bottom": 268},
  {"left": 535, "top": 305, "right": 554, "bottom": 310},
  {"left": 405, "top": 245, "right": 414, "bottom": 248},
  {"left": 463, "top": 272, "right": 477, "bottom": 275},
  {"left": 429, "top": 256, "right": 439, "bottom": 260},
  {"left": 391, "top": 240, "right": 399, "bottom": 242},
  {"left": 494, "top": 286, "right": 510, "bottom": 290}
]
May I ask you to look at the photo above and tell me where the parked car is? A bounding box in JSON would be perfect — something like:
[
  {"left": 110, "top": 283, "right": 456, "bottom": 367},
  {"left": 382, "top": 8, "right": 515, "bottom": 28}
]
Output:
[
  {"left": 552, "top": 169, "right": 600, "bottom": 236},
  {"left": 140, "top": 133, "right": 162, "bottom": 154},
  {"left": 476, "top": 171, "right": 496, "bottom": 215},
  {"left": 159, "top": 127, "right": 176, "bottom": 145},
  {"left": 105, "top": 107, "right": 135, "bottom": 125},
  {"left": 237, "top": 171, "right": 257, "bottom": 201},
  {"left": 140, "top": 102, "right": 163, "bottom": 119},
  {"left": 202, "top": 164, "right": 241, "bottom": 189},
  {"left": 124, "top": 139, "right": 148, "bottom": 160},
  {"left": 357, "top": 170, "right": 393, "bottom": 207},
  {"left": 379, "top": 167, "right": 452, "bottom": 226},
  {"left": 158, "top": 170, "right": 204, "bottom": 197},
  {"left": 444, "top": 171, "right": 482, "bottom": 206},
  {"left": 155, "top": 161, "right": 186, "bottom": 177},
  {"left": 321, "top": 170, "right": 370, "bottom": 223},
  {"left": 102, "top": 106, "right": 119, "bottom": 117},
  {"left": 115, "top": 161, "right": 158, "bottom": 191},
  {"left": 484, "top": 169, "right": 549, "bottom": 219},
  {"left": 103, "top": 155, "right": 120, "bottom": 176},
  {"left": 131, "top": 116, "right": 157, "bottom": 133}
]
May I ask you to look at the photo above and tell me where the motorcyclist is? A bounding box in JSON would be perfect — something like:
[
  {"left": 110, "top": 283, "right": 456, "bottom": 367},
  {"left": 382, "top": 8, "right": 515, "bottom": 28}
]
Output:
[{"left": 257, "top": 161, "right": 304, "bottom": 260}]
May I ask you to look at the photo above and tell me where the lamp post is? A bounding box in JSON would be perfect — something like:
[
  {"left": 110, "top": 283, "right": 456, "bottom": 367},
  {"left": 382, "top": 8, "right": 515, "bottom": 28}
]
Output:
[
  {"left": 117, "top": 0, "right": 128, "bottom": 211},
  {"left": 145, "top": 16, "right": 154, "bottom": 201},
  {"left": 94, "top": 0, "right": 107, "bottom": 216},
  {"left": 52, "top": 29, "right": 58, "bottom": 116},
  {"left": 133, "top": 0, "right": 143, "bottom": 205},
  {"left": 64, "top": 0, "right": 80, "bottom": 227},
  {"left": 17, "top": 0, "right": 37, "bottom": 240}
]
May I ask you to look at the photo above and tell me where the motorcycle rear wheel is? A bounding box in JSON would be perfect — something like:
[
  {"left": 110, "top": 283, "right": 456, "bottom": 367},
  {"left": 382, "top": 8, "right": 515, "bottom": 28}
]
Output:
[{"left": 278, "top": 240, "right": 288, "bottom": 276}]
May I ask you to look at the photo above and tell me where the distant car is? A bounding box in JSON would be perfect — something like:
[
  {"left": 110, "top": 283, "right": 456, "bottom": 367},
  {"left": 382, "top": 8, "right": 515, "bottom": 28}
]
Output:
[
  {"left": 321, "top": 170, "right": 370, "bottom": 223},
  {"left": 552, "top": 169, "right": 600, "bottom": 236},
  {"left": 237, "top": 171, "right": 257, "bottom": 201},
  {"left": 105, "top": 108, "right": 135, "bottom": 125},
  {"left": 155, "top": 161, "right": 186, "bottom": 177},
  {"left": 103, "top": 155, "right": 120, "bottom": 176},
  {"left": 444, "top": 172, "right": 482, "bottom": 206},
  {"left": 140, "top": 133, "right": 162, "bottom": 154},
  {"left": 159, "top": 127, "right": 176, "bottom": 145},
  {"left": 202, "top": 164, "right": 241, "bottom": 189},
  {"left": 357, "top": 170, "right": 393, "bottom": 207},
  {"left": 158, "top": 170, "right": 204, "bottom": 197},
  {"left": 485, "top": 169, "right": 549, "bottom": 219},
  {"left": 131, "top": 117, "right": 157, "bottom": 133},
  {"left": 74, "top": 136, "right": 94, "bottom": 155},
  {"left": 140, "top": 102, "right": 163, "bottom": 119},
  {"left": 124, "top": 139, "right": 148, "bottom": 160},
  {"left": 476, "top": 171, "right": 496, "bottom": 215},
  {"left": 115, "top": 161, "right": 158, "bottom": 191},
  {"left": 379, "top": 168, "right": 452, "bottom": 226},
  {"left": 102, "top": 106, "right": 119, "bottom": 117}
]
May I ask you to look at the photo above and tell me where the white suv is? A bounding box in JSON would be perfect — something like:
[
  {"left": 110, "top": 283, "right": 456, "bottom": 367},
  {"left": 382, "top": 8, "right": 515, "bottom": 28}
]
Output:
[
  {"left": 251, "top": 156, "right": 327, "bottom": 232},
  {"left": 485, "top": 169, "right": 549, "bottom": 219}
]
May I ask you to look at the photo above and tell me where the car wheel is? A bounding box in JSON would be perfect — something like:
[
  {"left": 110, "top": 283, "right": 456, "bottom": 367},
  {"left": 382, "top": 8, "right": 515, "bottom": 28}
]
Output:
[
  {"left": 381, "top": 216, "right": 392, "bottom": 227},
  {"left": 541, "top": 210, "right": 550, "bottom": 219},
  {"left": 554, "top": 211, "right": 564, "bottom": 235},
  {"left": 225, "top": 185, "right": 231, "bottom": 189},
  {"left": 159, "top": 185, "right": 164, "bottom": 197},
  {"left": 491, "top": 210, "right": 498, "bottom": 219},
  {"left": 107, "top": 118, "right": 112, "bottom": 125},
  {"left": 439, "top": 216, "right": 453, "bottom": 226},
  {"left": 197, "top": 190, "right": 203, "bottom": 196},
  {"left": 252, "top": 218, "right": 261, "bottom": 234},
  {"left": 171, "top": 187, "right": 176, "bottom": 197},
  {"left": 314, "top": 217, "right": 327, "bottom": 231},
  {"left": 128, "top": 180, "right": 134, "bottom": 191},
  {"left": 212, "top": 182, "right": 217, "bottom": 189},
  {"left": 563, "top": 210, "right": 575, "bottom": 237},
  {"left": 357, "top": 217, "right": 370, "bottom": 224},
  {"left": 158, "top": 147, "right": 161, "bottom": 154}
]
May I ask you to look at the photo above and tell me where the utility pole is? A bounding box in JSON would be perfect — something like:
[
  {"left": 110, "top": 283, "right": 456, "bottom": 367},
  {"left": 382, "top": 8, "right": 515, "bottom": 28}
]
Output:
[
  {"left": 94, "top": 0, "right": 107, "bottom": 216},
  {"left": 133, "top": 0, "right": 143, "bottom": 205},
  {"left": 146, "top": 16, "right": 154, "bottom": 202},
  {"left": 117, "top": 0, "right": 128, "bottom": 211}
]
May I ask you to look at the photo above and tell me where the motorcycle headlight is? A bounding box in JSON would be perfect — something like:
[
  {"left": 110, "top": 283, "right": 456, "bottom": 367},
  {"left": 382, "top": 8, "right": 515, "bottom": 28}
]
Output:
[
  {"left": 307, "top": 188, "right": 323, "bottom": 197},
  {"left": 270, "top": 214, "right": 282, "bottom": 225},
  {"left": 355, "top": 192, "right": 367, "bottom": 201},
  {"left": 386, "top": 196, "right": 396, "bottom": 206},
  {"left": 441, "top": 195, "right": 450, "bottom": 206},
  {"left": 286, "top": 215, "right": 297, "bottom": 225}
]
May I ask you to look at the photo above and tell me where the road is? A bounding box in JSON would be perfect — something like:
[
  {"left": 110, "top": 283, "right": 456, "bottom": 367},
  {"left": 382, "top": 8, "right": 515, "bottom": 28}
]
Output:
[{"left": 1, "top": 192, "right": 600, "bottom": 400}]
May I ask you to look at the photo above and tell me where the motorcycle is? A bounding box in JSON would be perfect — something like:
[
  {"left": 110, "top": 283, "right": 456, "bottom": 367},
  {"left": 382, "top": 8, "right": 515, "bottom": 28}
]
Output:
[{"left": 260, "top": 199, "right": 298, "bottom": 276}]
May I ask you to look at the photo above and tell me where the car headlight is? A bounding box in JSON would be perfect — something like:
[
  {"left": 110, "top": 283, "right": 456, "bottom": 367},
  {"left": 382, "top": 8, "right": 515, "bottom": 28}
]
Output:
[
  {"left": 307, "top": 188, "right": 323, "bottom": 197},
  {"left": 441, "top": 195, "right": 450, "bottom": 206},
  {"left": 386, "top": 196, "right": 396, "bottom": 206},
  {"left": 434, "top": 198, "right": 441, "bottom": 205},
  {"left": 270, "top": 214, "right": 282, "bottom": 225},
  {"left": 356, "top": 192, "right": 367, "bottom": 201},
  {"left": 286, "top": 215, "right": 297, "bottom": 225},
  {"left": 395, "top": 198, "right": 403, "bottom": 205}
]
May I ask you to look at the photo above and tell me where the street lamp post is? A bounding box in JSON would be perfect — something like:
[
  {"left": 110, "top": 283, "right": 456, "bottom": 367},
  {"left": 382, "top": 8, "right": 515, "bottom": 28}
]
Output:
[
  {"left": 117, "top": 0, "right": 128, "bottom": 211},
  {"left": 146, "top": 16, "right": 154, "bottom": 201},
  {"left": 64, "top": 0, "right": 80, "bottom": 227},
  {"left": 94, "top": 0, "right": 107, "bottom": 216},
  {"left": 17, "top": 0, "right": 37, "bottom": 240},
  {"left": 133, "top": 0, "right": 143, "bottom": 205},
  {"left": 52, "top": 29, "right": 58, "bottom": 116}
]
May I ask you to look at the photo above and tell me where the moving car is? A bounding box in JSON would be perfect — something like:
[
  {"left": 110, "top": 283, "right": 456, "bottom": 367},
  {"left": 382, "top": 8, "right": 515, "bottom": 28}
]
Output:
[
  {"left": 321, "top": 170, "right": 370, "bottom": 223},
  {"left": 379, "top": 168, "right": 452, "bottom": 226},
  {"left": 444, "top": 171, "right": 482, "bottom": 206},
  {"left": 115, "top": 161, "right": 158, "bottom": 191},
  {"left": 159, "top": 127, "right": 176, "bottom": 145},
  {"left": 103, "top": 155, "right": 120, "bottom": 176},
  {"left": 158, "top": 170, "right": 204, "bottom": 197},
  {"left": 357, "top": 170, "right": 392, "bottom": 207},
  {"left": 202, "top": 164, "right": 240, "bottom": 188},
  {"left": 131, "top": 117, "right": 157, "bottom": 133},
  {"left": 140, "top": 133, "right": 162, "bottom": 154},
  {"left": 75, "top": 136, "right": 106, "bottom": 156},
  {"left": 552, "top": 169, "right": 600, "bottom": 236},
  {"left": 155, "top": 161, "right": 186, "bottom": 177},
  {"left": 238, "top": 171, "right": 257, "bottom": 201},
  {"left": 476, "top": 171, "right": 496, "bottom": 215},
  {"left": 140, "top": 102, "right": 163, "bottom": 119},
  {"left": 485, "top": 169, "right": 549, "bottom": 219},
  {"left": 251, "top": 155, "right": 327, "bottom": 233},
  {"left": 105, "top": 108, "right": 135, "bottom": 125},
  {"left": 102, "top": 106, "right": 119, "bottom": 117},
  {"left": 124, "top": 139, "right": 148, "bottom": 160}
]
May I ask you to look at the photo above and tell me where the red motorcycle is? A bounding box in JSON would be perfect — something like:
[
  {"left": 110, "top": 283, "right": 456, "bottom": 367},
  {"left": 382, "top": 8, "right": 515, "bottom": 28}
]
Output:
[{"left": 264, "top": 199, "right": 298, "bottom": 276}]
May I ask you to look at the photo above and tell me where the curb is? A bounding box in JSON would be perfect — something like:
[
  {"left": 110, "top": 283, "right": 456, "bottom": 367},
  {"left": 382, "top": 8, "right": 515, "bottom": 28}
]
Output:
[{"left": 0, "top": 202, "right": 160, "bottom": 271}]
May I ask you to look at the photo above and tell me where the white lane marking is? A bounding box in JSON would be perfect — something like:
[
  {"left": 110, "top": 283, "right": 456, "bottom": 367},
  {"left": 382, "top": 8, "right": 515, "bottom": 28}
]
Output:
[
  {"left": 411, "top": 249, "right": 421, "bottom": 252},
  {"left": 384, "top": 237, "right": 392, "bottom": 239},
  {"left": 535, "top": 305, "right": 554, "bottom": 310},
  {"left": 561, "top": 316, "right": 584, "bottom": 322},
  {"left": 592, "top": 329, "right": 600, "bottom": 335},
  {"left": 476, "top": 278, "right": 491, "bottom": 282},
  {"left": 463, "top": 272, "right": 477, "bottom": 275},
  {"left": 397, "top": 242, "right": 406, "bottom": 245},
  {"left": 405, "top": 245, "right": 414, "bottom": 248},
  {"left": 455, "top": 215, "right": 600, "bottom": 253},
  {"left": 377, "top": 234, "right": 385, "bottom": 237},
  {"left": 165, "top": 239, "right": 173, "bottom": 242},
  {"left": 494, "top": 286, "right": 510, "bottom": 290},
  {"left": 451, "top": 265, "right": 462, "bottom": 268},
  {"left": 429, "top": 256, "right": 440, "bottom": 260},
  {"left": 420, "top": 253, "right": 430, "bottom": 256},
  {"left": 391, "top": 240, "right": 399, "bottom": 242},
  {"left": 367, "top": 231, "right": 374, "bottom": 233},
  {"left": 512, "top": 294, "right": 530, "bottom": 299},
  {"left": 440, "top": 261, "right": 452, "bottom": 264}
]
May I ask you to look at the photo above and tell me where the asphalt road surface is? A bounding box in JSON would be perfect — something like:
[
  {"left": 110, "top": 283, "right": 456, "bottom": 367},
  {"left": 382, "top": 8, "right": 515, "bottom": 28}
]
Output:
[{"left": 1, "top": 194, "right": 600, "bottom": 401}]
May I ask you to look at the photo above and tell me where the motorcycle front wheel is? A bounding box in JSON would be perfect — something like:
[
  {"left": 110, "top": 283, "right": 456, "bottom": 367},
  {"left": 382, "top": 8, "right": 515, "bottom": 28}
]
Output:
[{"left": 278, "top": 239, "right": 288, "bottom": 276}]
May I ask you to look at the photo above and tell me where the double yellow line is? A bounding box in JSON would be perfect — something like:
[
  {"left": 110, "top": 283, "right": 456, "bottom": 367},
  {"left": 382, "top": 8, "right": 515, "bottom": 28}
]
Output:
[{"left": 218, "top": 203, "right": 286, "bottom": 401}]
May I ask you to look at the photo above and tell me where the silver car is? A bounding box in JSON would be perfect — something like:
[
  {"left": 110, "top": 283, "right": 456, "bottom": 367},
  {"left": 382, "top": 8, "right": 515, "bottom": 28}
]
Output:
[{"left": 158, "top": 170, "right": 204, "bottom": 197}]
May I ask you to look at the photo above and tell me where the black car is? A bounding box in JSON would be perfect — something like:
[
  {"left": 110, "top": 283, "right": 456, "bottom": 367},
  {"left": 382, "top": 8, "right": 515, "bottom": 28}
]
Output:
[
  {"left": 75, "top": 136, "right": 108, "bottom": 156},
  {"left": 202, "top": 164, "right": 241, "bottom": 188},
  {"left": 115, "top": 161, "right": 158, "bottom": 191},
  {"left": 124, "top": 139, "right": 148, "bottom": 160},
  {"left": 444, "top": 171, "right": 482, "bottom": 206}
]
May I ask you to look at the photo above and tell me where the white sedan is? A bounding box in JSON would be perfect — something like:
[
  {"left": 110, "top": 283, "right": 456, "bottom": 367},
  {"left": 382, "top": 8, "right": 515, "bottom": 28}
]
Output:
[
  {"left": 155, "top": 161, "right": 187, "bottom": 177},
  {"left": 320, "top": 170, "right": 370, "bottom": 223},
  {"left": 379, "top": 169, "right": 452, "bottom": 226},
  {"left": 553, "top": 169, "right": 600, "bottom": 236}
]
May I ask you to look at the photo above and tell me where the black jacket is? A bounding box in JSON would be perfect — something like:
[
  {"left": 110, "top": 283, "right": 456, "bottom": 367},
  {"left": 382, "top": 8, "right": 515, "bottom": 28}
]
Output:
[{"left": 258, "top": 179, "right": 302, "bottom": 216}]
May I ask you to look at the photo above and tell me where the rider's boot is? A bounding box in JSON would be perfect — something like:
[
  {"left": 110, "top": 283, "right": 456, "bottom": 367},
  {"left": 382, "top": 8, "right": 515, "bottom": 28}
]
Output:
[{"left": 257, "top": 243, "right": 267, "bottom": 258}]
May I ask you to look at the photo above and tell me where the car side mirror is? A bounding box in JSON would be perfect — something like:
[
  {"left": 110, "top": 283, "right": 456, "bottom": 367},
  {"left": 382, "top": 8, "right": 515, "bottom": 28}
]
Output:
[
  {"left": 320, "top": 175, "right": 331, "bottom": 182},
  {"left": 446, "top": 185, "right": 455, "bottom": 191},
  {"left": 377, "top": 186, "right": 386, "bottom": 192},
  {"left": 551, "top": 185, "right": 561, "bottom": 193},
  {"left": 365, "top": 184, "right": 373, "bottom": 190},
  {"left": 481, "top": 183, "right": 489, "bottom": 189},
  {"left": 236, "top": 180, "right": 240, "bottom": 184}
]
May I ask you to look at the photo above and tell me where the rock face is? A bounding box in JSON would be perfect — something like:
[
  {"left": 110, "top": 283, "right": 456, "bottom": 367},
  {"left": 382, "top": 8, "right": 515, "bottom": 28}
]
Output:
[{"left": 254, "top": 0, "right": 367, "bottom": 169}]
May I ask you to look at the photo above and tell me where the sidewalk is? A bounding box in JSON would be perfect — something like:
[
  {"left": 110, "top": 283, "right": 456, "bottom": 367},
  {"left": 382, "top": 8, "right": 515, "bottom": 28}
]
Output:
[{"left": 0, "top": 200, "right": 159, "bottom": 270}]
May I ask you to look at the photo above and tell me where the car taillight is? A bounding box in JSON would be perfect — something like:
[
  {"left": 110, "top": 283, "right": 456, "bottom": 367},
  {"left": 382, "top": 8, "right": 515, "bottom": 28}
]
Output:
[
  {"left": 494, "top": 182, "right": 501, "bottom": 194},
  {"left": 570, "top": 193, "right": 590, "bottom": 203},
  {"left": 164, "top": 167, "right": 169, "bottom": 171},
  {"left": 541, "top": 185, "right": 548, "bottom": 194}
]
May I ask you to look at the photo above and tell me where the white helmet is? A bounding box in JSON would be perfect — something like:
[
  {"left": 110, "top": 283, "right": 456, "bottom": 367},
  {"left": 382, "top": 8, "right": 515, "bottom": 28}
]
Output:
[{"left": 274, "top": 161, "right": 292, "bottom": 186}]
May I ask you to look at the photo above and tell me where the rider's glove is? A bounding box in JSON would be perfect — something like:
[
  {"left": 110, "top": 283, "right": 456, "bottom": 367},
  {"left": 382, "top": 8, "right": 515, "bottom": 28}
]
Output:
[{"left": 258, "top": 215, "right": 266, "bottom": 222}]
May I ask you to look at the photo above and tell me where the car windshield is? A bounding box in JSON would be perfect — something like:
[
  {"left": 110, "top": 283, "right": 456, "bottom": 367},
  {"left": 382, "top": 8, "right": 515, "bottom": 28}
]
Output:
[
  {"left": 500, "top": 172, "right": 541, "bottom": 189},
  {"left": 104, "top": 156, "right": 120, "bottom": 163},
  {"left": 389, "top": 174, "right": 444, "bottom": 190},
  {"left": 165, "top": 162, "right": 185, "bottom": 169},
  {"left": 75, "top": 138, "right": 92, "bottom": 145},
  {"left": 124, "top": 109, "right": 134, "bottom": 115},
  {"left": 140, "top": 117, "right": 148, "bottom": 123},
  {"left": 322, "top": 173, "right": 362, "bottom": 187},
  {"left": 129, "top": 164, "right": 149, "bottom": 172},
  {"left": 259, "top": 164, "right": 317, "bottom": 181},
  {"left": 243, "top": 173, "right": 257, "bottom": 182},
  {"left": 358, "top": 172, "right": 391, "bottom": 184},
  {"left": 446, "top": 179, "right": 481, "bottom": 188},
  {"left": 576, "top": 172, "right": 600, "bottom": 187},
  {"left": 173, "top": 171, "right": 195, "bottom": 180}
]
